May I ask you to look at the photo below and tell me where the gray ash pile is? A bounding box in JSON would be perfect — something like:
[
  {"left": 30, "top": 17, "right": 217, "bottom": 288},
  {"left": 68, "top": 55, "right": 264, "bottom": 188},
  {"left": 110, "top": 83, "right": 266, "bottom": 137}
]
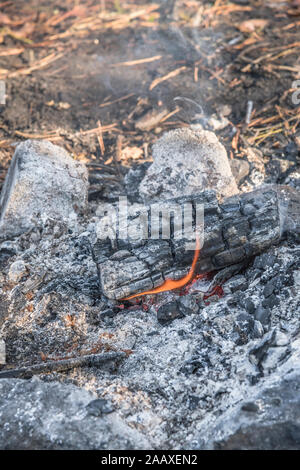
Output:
[{"left": 0, "top": 131, "right": 299, "bottom": 450}]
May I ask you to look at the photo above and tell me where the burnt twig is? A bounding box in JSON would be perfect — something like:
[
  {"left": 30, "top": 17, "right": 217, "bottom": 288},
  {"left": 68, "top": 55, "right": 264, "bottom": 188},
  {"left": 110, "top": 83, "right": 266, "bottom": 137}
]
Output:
[{"left": 0, "top": 352, "right": 126, "bottom": 379}]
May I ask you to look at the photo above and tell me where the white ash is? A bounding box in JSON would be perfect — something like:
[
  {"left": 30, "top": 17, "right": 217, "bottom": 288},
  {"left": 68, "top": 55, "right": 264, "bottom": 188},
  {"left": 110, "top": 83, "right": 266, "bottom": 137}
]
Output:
[{"left": 0, "top": 222, "right": 299, "bottom": 448}]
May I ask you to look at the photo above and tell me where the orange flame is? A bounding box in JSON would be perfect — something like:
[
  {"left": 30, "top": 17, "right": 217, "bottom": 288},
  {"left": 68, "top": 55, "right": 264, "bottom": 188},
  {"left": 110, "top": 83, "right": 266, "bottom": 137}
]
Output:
[{"left": 122, "top": 237, "right": 201, "bottom": 301}]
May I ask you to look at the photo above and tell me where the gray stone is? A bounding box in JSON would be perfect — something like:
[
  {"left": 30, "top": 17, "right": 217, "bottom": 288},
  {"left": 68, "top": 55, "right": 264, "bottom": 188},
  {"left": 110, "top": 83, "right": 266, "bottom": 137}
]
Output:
[
  {"left": 0, "top": 378, "right": 150, "bottom": 449},
  {"left": 0, "top": 140, "right": 88, "bottom": 240},
  {"left": 139, "top": 127, "right": 238, "bottom": 202},
  {"left": 195, "top": 367, "right": 300, "bottom": 450}
]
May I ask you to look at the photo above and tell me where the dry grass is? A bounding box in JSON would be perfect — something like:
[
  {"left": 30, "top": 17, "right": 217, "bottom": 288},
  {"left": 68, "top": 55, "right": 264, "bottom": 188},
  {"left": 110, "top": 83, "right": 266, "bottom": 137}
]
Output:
[{"left": 0, "top": 0, "right": 299, "bottom": 164}]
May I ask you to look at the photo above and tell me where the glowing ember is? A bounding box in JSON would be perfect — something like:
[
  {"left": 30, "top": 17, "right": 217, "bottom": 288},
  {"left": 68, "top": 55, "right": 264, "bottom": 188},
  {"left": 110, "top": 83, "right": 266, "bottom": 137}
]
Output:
[
  {"left": 203, "top": 285, "right": 224, "bottom": 304},
  {"left": 122, "top": 237, "right": 201, "bottom": 300}
]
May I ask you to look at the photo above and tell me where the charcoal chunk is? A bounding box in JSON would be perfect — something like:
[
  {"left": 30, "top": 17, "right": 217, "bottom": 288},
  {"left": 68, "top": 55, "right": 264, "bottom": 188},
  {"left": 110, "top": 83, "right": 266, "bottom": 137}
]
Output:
[
  {"left": 241, "top": 402, "right": 260, "bottom": 413},
  {"left": 234, "top": 313, "right": 255, "bottom": 345},
  {"left": 263, "top": 281, "right": 275, "bottom": 297},
  {"left": 157, "top": 301, "right": 184, "bottom": 325},
  {"left": 254, "top": 305, "right": 271, "bottom": 325},
  {"left": 244, "top": 298, "right": 256, "bottom": 314},
  {"left": 223, "top": 275, "right": 248, "bottom": 294},
  {"left": 254, "top": 253, "right": 277, "bottom": 270},
  {"left": 86, "top": 399, "right": 115, "bottom": 417},
  {"left": 262, "top": 294, "right": 279, "bottom": 309},
  {"left": 178, "top": 295, "right": 199, "bottom": 315}
]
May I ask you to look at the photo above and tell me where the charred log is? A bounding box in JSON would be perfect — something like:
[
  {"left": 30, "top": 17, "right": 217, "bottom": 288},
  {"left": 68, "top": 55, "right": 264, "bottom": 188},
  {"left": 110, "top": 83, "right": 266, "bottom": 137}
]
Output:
[
  {"left": 0, "top": 352, "right": 126, "bottom": 379},
  {"left": 93, "top": 186, "right": 299, "bottom": 300}
]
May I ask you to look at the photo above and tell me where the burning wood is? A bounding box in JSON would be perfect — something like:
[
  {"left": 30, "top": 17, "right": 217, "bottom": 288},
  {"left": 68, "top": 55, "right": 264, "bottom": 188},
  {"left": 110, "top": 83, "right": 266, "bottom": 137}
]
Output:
[
  {"left": 122, "top": 236, "right": 201, "bottom": 300},
  {"left": 94, "top": 186, "right": 299, "bottom": 300}
]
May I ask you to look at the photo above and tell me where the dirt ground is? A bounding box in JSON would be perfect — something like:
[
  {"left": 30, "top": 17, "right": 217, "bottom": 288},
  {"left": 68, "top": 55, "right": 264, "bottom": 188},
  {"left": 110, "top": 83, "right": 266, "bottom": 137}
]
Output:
[
  {"left": 0, "top": 0, "right": 300, "bottom": 198},
  {"left": 1, "top": 2, "right": 300, "bottom": 451}
]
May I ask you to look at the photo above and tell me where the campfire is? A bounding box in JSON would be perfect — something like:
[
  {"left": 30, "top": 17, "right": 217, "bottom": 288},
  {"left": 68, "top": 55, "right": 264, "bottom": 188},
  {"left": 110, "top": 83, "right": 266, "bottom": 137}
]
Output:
[{"left": 0, "top": 0, "right": 299, "bottom": 454}]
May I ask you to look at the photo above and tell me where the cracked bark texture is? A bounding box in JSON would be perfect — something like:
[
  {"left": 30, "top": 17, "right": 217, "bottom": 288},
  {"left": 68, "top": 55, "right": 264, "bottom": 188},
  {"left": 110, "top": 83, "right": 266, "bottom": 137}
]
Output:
[{"left": 94, "top": 186, "right": 299, "bottom": 300}]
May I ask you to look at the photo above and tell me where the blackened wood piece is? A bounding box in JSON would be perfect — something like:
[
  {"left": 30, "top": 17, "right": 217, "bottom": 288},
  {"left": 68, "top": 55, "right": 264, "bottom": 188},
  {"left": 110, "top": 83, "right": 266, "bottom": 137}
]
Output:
[
  {"left": 93, "top": 187, "right": 298, "bottom": 300},
  {"left": 0, "top": 352, "right": 126, "bottom": 379}
]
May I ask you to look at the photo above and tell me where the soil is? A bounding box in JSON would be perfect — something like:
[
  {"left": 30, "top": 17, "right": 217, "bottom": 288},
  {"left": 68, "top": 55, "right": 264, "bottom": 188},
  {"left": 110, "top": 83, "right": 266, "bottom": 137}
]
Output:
[{"left": 0, "top": 0, "right": 299, "bottom": 199}]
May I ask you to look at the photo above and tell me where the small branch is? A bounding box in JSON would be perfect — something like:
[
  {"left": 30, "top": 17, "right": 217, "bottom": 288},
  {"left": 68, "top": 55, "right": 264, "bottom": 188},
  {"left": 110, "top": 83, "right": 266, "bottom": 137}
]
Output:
[
  {"left": 149, "top": 66, "right": 187, "bottom": 91},
  {"left": 97, "top": 120, "right": 105, "bottom": 157},
  {"left": 245, "top": 100, "right": 254, "bottom": 125},
  {"left": 0, "top": 352, "right": 126, "bottom": 379},
  {"left": 110, "top": 55, "right": 162, "bottom": 67}
]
